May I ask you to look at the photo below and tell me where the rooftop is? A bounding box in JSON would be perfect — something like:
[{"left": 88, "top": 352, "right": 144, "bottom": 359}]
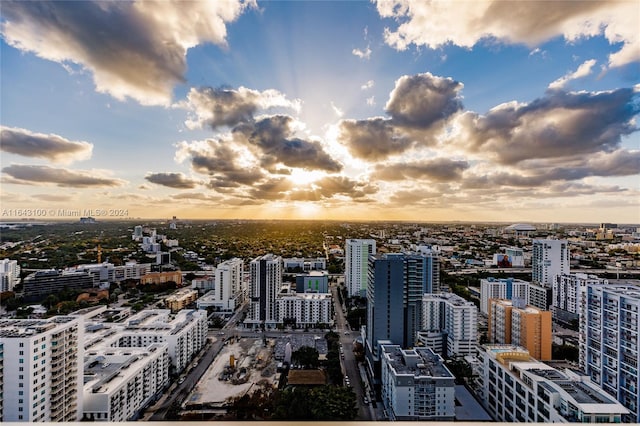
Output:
[{"left": 382, "top": 345, "right": 453, "bottom": 378}]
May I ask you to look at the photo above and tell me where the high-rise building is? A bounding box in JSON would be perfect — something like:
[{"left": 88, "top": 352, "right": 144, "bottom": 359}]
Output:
[
  {"left": 579, "top": 282, "right": 640, "bottom": 422},
  {"left": 0, "top": 258, "right": 20, "bottom": 292},
  {"left": 365, "top": 252, "right": 437, "bottom": 389},
  {"left": 487, "top": 299, "right": 552, "bottom": 360},
  {"left": 345, "top": 239, "right": 376, "bottom": 297},
  {"left": 532, "top": 239, "right": 569, "bottom": 287},
  {"left": 553, "top": 273, "right": 607, "bottom": 318},
  {"left": 420, "top": 292, "right": 478, "bottom": 357},
  {"left": 380, "top": 345, "right": 455, "bottom": 421},
  {"left": 247, "top": 254, "right": 282, "bottom": 329},
  {"left": 527, "top": 281, "right": 553, "bottom": 311},
  {"left": 216, "top": 257, "right": 244, "bottom": 309},
  {"left": 479, "top": 345, "right": 628, "bottom": 423},
  {"left": 479, "top": 277, "right": 529, "bottom": 315},
  {"left": 82, "top": 344, "right": 169, "bottom": 421},
  {"left": 0, "top": 316, "right": 84, "bottom": 422}
]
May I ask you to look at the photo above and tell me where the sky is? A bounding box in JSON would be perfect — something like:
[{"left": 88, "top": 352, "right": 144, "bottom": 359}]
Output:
[{"left": 1, "top": 0, "right": 639, "bottom": 224}]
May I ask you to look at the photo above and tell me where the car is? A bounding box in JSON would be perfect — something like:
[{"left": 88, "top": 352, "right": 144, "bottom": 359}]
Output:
[
  {"left": 218, "top": 331, "right": 225, "bottom": 335},
  {"left": 344, "top": 332, "right": 350, "bottom": 335},
  {"left": 178, "top": 377, "right": 185, "bottom": 384}
]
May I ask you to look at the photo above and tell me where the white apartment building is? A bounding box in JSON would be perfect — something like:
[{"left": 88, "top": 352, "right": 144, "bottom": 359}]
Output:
[
  {"left": 0, "top": 316, "right": 84, "bottom": 422},
  {"left": 247, "top": 254, "right": 282, "bottom": 329},
  {"left": 532, "top": 239, "right": 570, "bottom": 287},
  {"left": 527, "top": 281, "right": 553, "bottom": 311},
  {"left": 82, "top": 344, "right": 169, "bottom": 421},
  {"left": 579, "top": 282, "right": 640, "bottom": 423},
  {"left": 380, "top": 345, "right": 455, "bottom": 421},
  {"left": 65, "top": 262, "right": 151, "bottom": 286},
  {"left": 192, "top": 275, "right": 215, "bottom": 292},
  {"left": 479, "top": 345, "right": 628, "bottom": 423},
  {"left": 0, "top": 258, "right": 20, "bottom": 292},
  {"left": 276, "top": 293, "right": 333, "bottom": 327},
  {"left": 345, "top": 239, "right": 376, "bottom": 297},
  {"left": 84, "top": 309, "right": 207, "bottom": 374},
  {"left": 479, "top": 277, "right": 529, "bottom": 315},
  {"left": 216, "top": 257, "right": 244, "bottom": 309},
  {"left": 553, "top": 273, "right": 607, "bottom": 316},
  {"left": 420, "top": 293, "right": 478, "bottom": 357}
]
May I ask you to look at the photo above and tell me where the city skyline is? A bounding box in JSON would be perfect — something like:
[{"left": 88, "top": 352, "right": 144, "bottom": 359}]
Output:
[{"left": 1, "top": 1, "right": 639, "bottom": 223}]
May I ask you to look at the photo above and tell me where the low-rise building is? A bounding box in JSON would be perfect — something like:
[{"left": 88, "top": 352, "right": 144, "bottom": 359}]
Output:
[
  {"left": 139, "top": 271, "right": 182, "bottom": 286},
  {"left": 164, "top": 289, "right": 198, "bottom": 312},
  {"left": 380, "top": 345, "right": 455, "bottom": 421}
]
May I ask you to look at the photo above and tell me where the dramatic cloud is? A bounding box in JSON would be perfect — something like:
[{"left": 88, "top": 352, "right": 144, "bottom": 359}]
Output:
[
  {"left": 339, "top": 72, "right": 464, "bottom": 160},
  {"left": 2, "top": 164, "right": 126, "bottom": 187},
  {"left": 0, "top": 0, "right": 254, "bottom": 105},
  {"left": 453, "top": 88, "right": 639, "bottom": 165},
  {"left": 183, "top": 86, "right": 300, "bottom": 129},
  {"left": 548, "top": 59, "right": 597, "bottom": 90},
  {"left": 144, "top": 172, "right": 200, "bottom": 189},
  {"left": 385, "top": 72, "right": 463, "bottom": 128},
  {"left": 338, "top": 118, "right": 412, "bottom": 161},
  {"left": 376, "top": 0, "right": 639, "bottom": 68},
  {"left": 0, "top": 126, "right": 92, "bottom": 163},
  {"left": 234, "top": 115, "right": 343, "bottom": 172},
  {"left": 288, "top": 176, "right": 378, "bottom": 202},
  {"left": 374, "top": 158, "right": 470, "bottom": 182}
]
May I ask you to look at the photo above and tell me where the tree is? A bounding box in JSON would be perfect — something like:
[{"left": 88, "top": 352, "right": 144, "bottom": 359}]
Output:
[{"left": 292, "top": 346, "right": 319, "bottom": 369}]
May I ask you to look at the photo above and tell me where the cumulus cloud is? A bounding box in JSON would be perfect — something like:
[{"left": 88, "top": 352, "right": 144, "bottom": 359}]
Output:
[
  {"left": 548, "top": 59, "right": 597, "bottom": 90},
  {"left": 144, "top": 172, "right": 200, "bottom": 189},
  {"left": 373, "top": 158, "right": 470, "bottom": 182},
  {"left": 0, "top": 0, "right": 254, "bottom": 105},
  {"left": 339, "top": 72, "right": 463, "bottom": 160},
  {"left": 376, "top": 0, "right": 639, "bottom": 68},
  {"left": 452, "top": 88, "right": 639, "bottom": 165},
  {"left": 0, "top": 126, "right": 92, "bottom": 163},
  {"left": 183, "top": 86, "right": 300, "bottom": 129},
  {"left": 385, "top": 72, "right": 463, "bottom": 128},
  {"left": 338, "top": 118, "right": 412, "bottom": 161},
  {"left": 2, "top": 164, "right": 126, "bottom": 187},
  {"left": 234, "top": 115, "right": 343, "bottom": 172}
]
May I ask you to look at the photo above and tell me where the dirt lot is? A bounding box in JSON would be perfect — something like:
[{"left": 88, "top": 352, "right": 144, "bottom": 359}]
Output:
[{"left": 184, "top": 337, "right": 278, "bottom": 407}]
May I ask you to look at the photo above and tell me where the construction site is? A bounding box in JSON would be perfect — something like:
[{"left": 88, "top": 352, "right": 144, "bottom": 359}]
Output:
[{"left": 180, "top": 336, "right": 279, "bottom": 418}]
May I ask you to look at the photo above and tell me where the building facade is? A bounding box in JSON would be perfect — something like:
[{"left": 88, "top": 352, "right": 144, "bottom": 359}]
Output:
[
  {"left": 345, "top": 239, "right": 376, "bottom": 298},
  {"left": 579, "top": 282, "right": 640, "bottom": 422},
  {"left": 276, "top": 293, "right": 333, "bottom": 327},
  {"left": 479, "top": 277, "right": 529, "bottom": 315},
  {"left": 295, "top": 271, "right": 329, "bottom": 294},
  {"left": 380, "top": 345, "right": 455, "bottom": 421},
  {"left": 532, "top": 239, "right": 570, "bottom": 287},
  {"left": 421, "top": 292, "right": 478, "bottom": 358},
  {"left": 479, "top": 345, "right": 628, "bottom": 423},
  {"left": 0, "top": 316, "right": 84, "bottom": 422},
  {"left": 553, "top": 273, "right": 607, "bottom": 317},
  {"left": 0, "top": 258, "right": 20, "bottom": 292},
  {"left": 488, "top": 299, "right": 552, "bottom": 360},
  {"left": 247, "top": 254, "right": 282, "bottom": 329},
  {"left": 82, "top": 344, "right": 169, "bottom": 421},
  {"left": 164, "top": 289, "right": 198, "bottom": 312},
  {"left": 23, "top": 270, "right": 95, "bottom": 302}
]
